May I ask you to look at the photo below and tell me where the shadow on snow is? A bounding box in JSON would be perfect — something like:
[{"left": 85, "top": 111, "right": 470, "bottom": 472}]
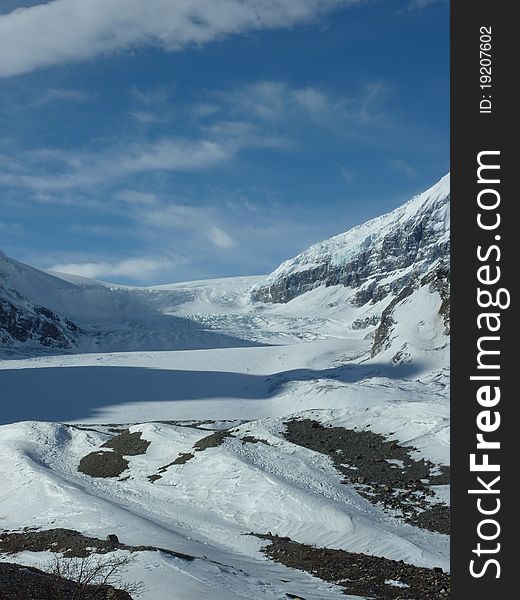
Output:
[{"left": 0, "top": 361, "right": 424, "bottom": 424}]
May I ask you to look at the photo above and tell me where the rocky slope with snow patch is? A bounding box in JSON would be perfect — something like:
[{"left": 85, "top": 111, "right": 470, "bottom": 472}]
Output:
[{"left": 1, "top": 253, "right": 81, "bottom": 352}]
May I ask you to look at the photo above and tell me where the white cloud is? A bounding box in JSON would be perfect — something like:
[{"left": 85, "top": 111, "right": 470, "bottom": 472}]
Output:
[
  {"left": 0, "top": 0, "right": 359, "bottom": 78},
  {"left": 0, "top": 137, "right": 235, "bottom": 191},
  {"left": 33, "top": 88, "right": 90, "bottom": 106},
  {"left": 50, "top": 256, "right": 176, "bottom": 281},
  {"left": 407, "top": 0, "right": 447, "bottom": 9},
  {"left": 386, "top": 158, "right": 419, "bottom": 177},
  {"left": 128, "top": 111, "right": 159, "bottom": 125},
  {"left": 140, "top": 202, "right": 236, "bottom": 249},
  {"left": 217, "top": 80, "right": 390, "bottom": 126},
  {"left": 208, "top": 226, "right": 235, "bottom": 249}
]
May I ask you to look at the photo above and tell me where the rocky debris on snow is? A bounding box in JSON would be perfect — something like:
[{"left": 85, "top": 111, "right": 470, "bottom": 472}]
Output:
[
  {"left": 0, "top": 561, "right": 133, "bottom": 600},
  {"left": 147, "top": 452, "right": 196, "bottom": 482},
  {"left": 101, "top": 430, "right": 151, "bottom": 456},
  {"left": 148, "top": 426, "right": 268, "bottom": 483},
  {"left": 256, "top": 534, "right": 450, "bottom": 599},
  {"left": 351, "top": 315, "right": 381, "bottom": 330},
  {"left": 412, "top": 505, "right": 450, "bottom": 535},
  {"left": 148, "top": 429, "right": 235, "bottom": 482},
  {"left": 0, "top": 528, "right": 195, "bottom": 562},
  {"left": 193, "top": 429, "right": 234, "bottom": 451},
  {"left": 240, "top": 435, "right": 271, "bottom": 446},
  {"left": 78, "top": 451, "right": 129, "bottom": 478},
  {"left": 78, "top": 430, "right": 151, "bottom": 478},
  {"left": 283, "top": 419, "right": 450, "bottom": 534}
]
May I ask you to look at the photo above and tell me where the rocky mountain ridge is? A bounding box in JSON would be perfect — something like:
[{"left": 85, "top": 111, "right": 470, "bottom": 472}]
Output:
[{"left": 251, "top": 174, "right": 450, "bottom": 308}]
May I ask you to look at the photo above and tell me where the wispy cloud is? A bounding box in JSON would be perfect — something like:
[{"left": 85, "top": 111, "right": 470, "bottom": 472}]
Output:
[
  {"left": 140, "top": 202, "right": 236, "bottom": 249},
  {"left": 386, "top": 158, "right": 419, "bottom": 178},
  {"left": 338, "top": 165, "right": 355, "bottom": 184},
  {"left": 0, "top": 220, "right": 23, "bottom": 234},
  {"left": 407, "top": 0, "right": 447, "bottom": 9},
  {"left": 0, "top": 110, "right": 293, "bottom": 192},
  {"left": 216, "top": 79, "right": 391, "bottom": 127},
  {"left": 131, "top": 87, "right": 170, "bottom": 105},
  {"left": 0, "top": 137, "right": 234, "bottom": 191},
  {"left": 115, "top": 190, "right": 159, "bottom": 206},
  {"left": 0, "top": 0, "right": 360, "bottom": 78},
  {"left": 50, "top": 256, "right": 179, "bottom": 281},
  {"left": 128, "top": 111, "right": 159, "bottom": 125},
  {"left": 33, "top": 88, "right": 90, "bottom": 106}
]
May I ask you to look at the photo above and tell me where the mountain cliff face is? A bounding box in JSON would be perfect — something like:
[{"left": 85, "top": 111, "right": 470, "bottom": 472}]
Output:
[
  {"left": 0, "top": 256, "right": 80, "bottom": 351},
  {"left": 251, "top": 175, "right": 450, "bottom": 307}
]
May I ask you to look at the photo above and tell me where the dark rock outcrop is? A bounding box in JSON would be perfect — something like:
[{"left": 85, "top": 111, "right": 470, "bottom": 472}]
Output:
[
  {"left": 0, "top": 293, "right": 79, "bottom": 350},
  {"left": 0, "top": 561, "right": 133, "bottom": 600},
  {"left": 0, "top": 262, "right": 80, "bottom": 354}
]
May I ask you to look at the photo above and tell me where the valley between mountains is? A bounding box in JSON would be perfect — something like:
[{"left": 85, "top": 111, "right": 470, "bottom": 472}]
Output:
[{"left": 0, "top": 175, "right": 450, "bottom": 599}]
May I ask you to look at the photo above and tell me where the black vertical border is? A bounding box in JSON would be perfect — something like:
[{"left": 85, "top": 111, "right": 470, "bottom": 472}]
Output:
[{"left": 451, "top": 1, "right": 513, "bottom": 597}]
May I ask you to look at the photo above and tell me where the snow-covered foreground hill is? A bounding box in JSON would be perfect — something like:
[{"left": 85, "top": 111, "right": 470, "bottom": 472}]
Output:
[{"left": 0, "top": 176, "right": 450, "bottom": 599}]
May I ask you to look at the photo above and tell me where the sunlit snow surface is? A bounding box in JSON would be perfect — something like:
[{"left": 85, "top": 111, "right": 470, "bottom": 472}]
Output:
[{"left": 0, "top": 279, "right": 449, "bottom": 599}]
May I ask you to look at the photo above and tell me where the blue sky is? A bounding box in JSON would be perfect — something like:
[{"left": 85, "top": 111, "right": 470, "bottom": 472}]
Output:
[{"left": 0, "top": 0, "right": 449, "bottom": 284}]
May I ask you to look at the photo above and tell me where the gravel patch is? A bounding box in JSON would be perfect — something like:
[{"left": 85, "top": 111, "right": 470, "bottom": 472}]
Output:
[
  {"left": 256, "top": 534, "right": 450, "bottom": 599},
  {"left": 283, "top": 419, "right": 450, "bottom": 534}
]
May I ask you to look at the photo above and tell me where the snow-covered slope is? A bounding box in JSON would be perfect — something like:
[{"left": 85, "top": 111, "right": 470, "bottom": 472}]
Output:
[{"left": 0, "top": 251, "right": 267, "bottom": 356}]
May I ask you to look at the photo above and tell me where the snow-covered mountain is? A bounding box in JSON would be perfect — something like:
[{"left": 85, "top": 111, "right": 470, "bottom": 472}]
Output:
[
  {"left": 0, "top": 251, "right": 265, "bottom": 356},
  {"left": 252, "top": 174, "right": 450, "bottom": 365},
  {"left": 0, "top": 176, "right": 450, "bottom": 599},
  {"left": 252, "top": 174, "right": 449, "bottom": 307}
]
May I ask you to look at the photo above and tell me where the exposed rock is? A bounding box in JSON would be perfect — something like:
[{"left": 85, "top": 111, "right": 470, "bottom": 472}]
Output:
[
  {"left": 0, "top": 292, "right": 79, "bottom": 351},
  {"left": 351, "top": 314, "right": 381, "bottom": 330},
  {"left": 102, "top": 430, "right": 150, "bottom": 456},
  {"left": 283, "top": 419, "right": 450, "bottom": 534},
  {"left": 371, "top": 261, "right": 450, "bottom": 358},
  {"left": 0, "top": 528, "right": 195, "bottom": 562},
  {"left": 78, "top": 451, "right": 129, "bottom": 478},
  {"left": 240, "top": 435, "right": 270, "bottom": 446},
  {"left": 147, "top": 452, "right": 196, "bottom": 482},
  {"left": 106, "top": 534, "right": 120, "bottom": 545},
  {"left": 193, "top": 430, "right": 234, "bottom": 451},
  {"left": 0, "top": 561, "right": 133, "bottom": 600},
  {"left": 255, "top": 534, "right": 450, "bottom": 600}
]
